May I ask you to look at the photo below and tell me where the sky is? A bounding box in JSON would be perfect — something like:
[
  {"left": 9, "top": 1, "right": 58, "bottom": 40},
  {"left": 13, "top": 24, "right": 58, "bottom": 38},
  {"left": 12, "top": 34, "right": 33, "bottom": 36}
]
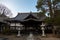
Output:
[{"left": 0, "top": 0, "right": 37, "bottom": 17}]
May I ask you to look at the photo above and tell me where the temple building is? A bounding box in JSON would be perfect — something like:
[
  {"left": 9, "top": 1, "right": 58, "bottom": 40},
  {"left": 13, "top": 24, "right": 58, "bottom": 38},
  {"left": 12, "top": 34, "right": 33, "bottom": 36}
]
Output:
[{"left": 0, "top": 12, "right": 54, "bottom": 36}]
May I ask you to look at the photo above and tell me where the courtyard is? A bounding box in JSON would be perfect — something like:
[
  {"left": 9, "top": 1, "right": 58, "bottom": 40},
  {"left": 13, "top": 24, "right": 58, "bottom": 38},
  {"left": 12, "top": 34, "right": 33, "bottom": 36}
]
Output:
[{"left": 0, "top": 34, "right": 60, "bottom": 40}]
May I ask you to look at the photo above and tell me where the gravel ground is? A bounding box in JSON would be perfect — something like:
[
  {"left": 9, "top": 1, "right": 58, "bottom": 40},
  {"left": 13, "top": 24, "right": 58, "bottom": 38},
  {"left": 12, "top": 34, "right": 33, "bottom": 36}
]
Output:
[{"left": 0, "top": 34, "right": 60, "bottom": 40}]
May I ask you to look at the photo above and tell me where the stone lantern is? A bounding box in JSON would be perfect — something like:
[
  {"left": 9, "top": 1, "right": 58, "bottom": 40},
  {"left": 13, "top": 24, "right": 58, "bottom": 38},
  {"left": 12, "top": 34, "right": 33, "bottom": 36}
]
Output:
[
  {"left": 16, "top": 23, "right": 23, "bottom": 37},
  {"left": 41, "top": 22, "right": 46, "bottom": 36}
]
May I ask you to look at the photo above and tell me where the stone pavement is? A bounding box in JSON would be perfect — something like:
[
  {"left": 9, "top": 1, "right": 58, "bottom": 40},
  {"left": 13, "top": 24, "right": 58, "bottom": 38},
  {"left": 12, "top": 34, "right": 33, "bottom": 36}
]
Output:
[{"left": 0, "top": 34, "right": 60, "bottom": 40}]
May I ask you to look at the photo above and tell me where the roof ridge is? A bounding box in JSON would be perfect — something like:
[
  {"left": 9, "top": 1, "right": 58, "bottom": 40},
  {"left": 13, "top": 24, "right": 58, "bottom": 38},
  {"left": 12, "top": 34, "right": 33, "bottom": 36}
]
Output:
[{"left": 18, "top": 12, "right": 39, "bottom": 14}]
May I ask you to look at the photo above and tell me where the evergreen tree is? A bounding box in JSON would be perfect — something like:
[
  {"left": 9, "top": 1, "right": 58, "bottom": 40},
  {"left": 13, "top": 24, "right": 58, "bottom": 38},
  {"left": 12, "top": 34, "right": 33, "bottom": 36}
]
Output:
[{"left": 36, "top": 0, "right": 60, "bottom": 25}]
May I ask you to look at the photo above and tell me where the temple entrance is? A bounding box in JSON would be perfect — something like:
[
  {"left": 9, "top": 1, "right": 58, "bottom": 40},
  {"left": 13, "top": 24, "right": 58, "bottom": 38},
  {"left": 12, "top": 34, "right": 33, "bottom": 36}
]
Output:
[{"left": 21, "top": 20, "right": 42, "bottom": 35}]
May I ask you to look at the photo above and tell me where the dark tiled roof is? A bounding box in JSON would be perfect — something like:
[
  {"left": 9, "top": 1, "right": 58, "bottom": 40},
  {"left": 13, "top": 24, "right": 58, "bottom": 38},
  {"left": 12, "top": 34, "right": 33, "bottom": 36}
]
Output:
[{"left": 10, "top": 12, "right": 46, "bottom": 21}]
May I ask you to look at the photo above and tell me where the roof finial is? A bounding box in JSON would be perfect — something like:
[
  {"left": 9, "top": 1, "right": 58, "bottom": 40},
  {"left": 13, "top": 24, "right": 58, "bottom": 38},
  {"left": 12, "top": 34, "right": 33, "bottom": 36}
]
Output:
[{"left": 30, "top": 11, "right": 32, "bottom": 14}]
